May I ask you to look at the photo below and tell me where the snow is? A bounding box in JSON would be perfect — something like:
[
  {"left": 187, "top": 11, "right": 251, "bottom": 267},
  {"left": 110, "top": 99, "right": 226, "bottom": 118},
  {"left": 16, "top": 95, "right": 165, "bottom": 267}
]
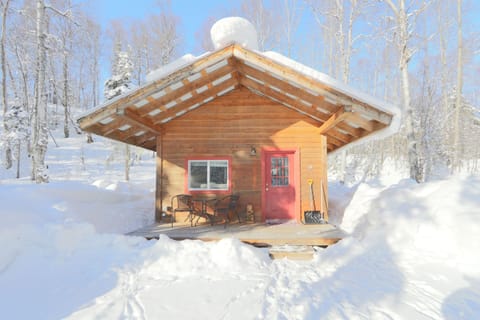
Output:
[
  {"left": 145, "top": 54, "right": 199, "bottom": 83},
  {"left": 210, "top": 17, "right": 259, "bottom": 50},
  {"left": 1, "top": 127, "right": 479, "bottom": 319}
]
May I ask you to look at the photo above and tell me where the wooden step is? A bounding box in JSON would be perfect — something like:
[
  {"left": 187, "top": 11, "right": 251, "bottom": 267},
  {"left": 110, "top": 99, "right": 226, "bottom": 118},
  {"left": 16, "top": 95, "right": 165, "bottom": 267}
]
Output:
[{"left": 268, "top": 245, "right": 325, "bottom": 260}]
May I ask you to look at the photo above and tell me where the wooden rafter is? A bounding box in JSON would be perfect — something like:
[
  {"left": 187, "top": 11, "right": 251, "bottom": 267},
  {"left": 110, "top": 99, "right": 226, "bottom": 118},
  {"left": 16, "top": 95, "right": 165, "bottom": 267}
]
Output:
[
  {"left": 112, "top": 125, "right": 140, "bottom": 141},
  {"left": 344, "top": 113, "right": 384, "bottom": 132},
  {"left": 239, "top": 76, "right": 329, "bottom": 122},
  {"left": 326, "top": 128, "right": 354, "bottom": 144},
  {"left": 240, "top": 76, "right": 364, "bottom": 138},
  {"left": 78, "top": 45, "right": 236, "bottom": 128},
  {"left": 98, "top": 118, "right": 130, "bottom": 136},
  {"left": 317, "top": 106, "right": 353, "bottom": 134},
  {"left": 351, "top": 104, "right": 392, "bottom": 126},
  {"left": 122, "top": 108, "right": 163, "bottom": 135},
  {"left": 236, "top": 61, "right": 338, "bottom": 114},
  {"left": 135, "top": 61, "right": 235, "bottom": 117},
  {"left": 233, "top": 45, "right": 393, "bottom": 125},
  {"left": 151, "top": 76, "right": 239, "bottom": 124}
]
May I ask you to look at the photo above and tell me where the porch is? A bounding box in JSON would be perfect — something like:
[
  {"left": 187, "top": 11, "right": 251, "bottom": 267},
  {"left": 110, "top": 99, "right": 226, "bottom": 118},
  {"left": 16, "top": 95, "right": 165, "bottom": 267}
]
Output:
[{"left": 127, "top": 222, "right": 345, "bottom": 259}]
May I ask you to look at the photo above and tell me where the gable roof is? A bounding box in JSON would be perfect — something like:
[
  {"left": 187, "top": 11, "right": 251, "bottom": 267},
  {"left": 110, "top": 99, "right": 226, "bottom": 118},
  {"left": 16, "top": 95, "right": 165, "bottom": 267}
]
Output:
[{"left": 78, "top": 43, "right": 399, "bottom": 152}]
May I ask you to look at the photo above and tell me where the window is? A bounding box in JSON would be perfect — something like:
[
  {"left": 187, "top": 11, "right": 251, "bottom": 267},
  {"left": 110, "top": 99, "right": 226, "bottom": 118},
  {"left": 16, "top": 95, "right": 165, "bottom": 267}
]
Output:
[
  {"left": 271, "top": 157, "right": 289, "bottom": 186},
  {"left": 188, "top": 159, "right": 229, "bottom": 191}
]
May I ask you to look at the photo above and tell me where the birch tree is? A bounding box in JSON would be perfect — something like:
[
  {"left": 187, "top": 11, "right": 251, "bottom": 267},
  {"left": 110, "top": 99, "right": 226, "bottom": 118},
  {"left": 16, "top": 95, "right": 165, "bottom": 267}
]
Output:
[
  {"left": 31, "top": 0, "right": 49, "bottom": 183},
  {"left": 1, "top": 0, "right": 12, "bottom": 169},
  {"left": 240, "top": 0, "right": 279, "bottom": 51},
  {"left": 309, "top": 0, "right": 364, "bottom": 183},
  {"left": 383, "top": 0, "right": 423, "bottom": 182},
  {"left": 452, "top": 0, "right": 463, "bottom": 172},
  {"left": 280, "top": 0, "right": 300, "bottom": 57}
]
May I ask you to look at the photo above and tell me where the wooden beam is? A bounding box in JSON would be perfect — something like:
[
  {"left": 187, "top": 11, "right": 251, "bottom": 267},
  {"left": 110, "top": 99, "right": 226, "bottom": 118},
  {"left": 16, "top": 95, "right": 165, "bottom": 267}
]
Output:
[
  {"left": 326, "top": 128, "right": 354, "bottom": 144},
  {"left": 232, "top": 45, "right": 394, "bottom": 124},
  {"left": 121, "top": 107, "right": 163, "bottom": 135},
  {"left": 99, "top": 118, "right": 130, "bottom": 136},
  {"left": 239, "top": 76, "right": 330, "bottom": 122},
  {"left": 240, "top": 74, "right": 367, "bottom": 139},
  {"left": 78, "top": 45, "right": 236, "bottom": 129},
  {"left": 125, "top": 131, "right": 157, "bottom": 147},
  {"left": 351, "top": 104, "right": 393, "bottom": 126},
  {"left": 344, "top": 113, "right": 382, "bottom": 132},
  {"left": 236, "top": 61, "right": 338, "bottom": 114},
  {"left": 136, "top": 62, "right": 235, "bottom": 117},
  {"left": 317, "top": 106, "right": 353, "bottom": 134},
  {"left": 112, "top": 125, "right": 141, "bottom": 141},
  {"left": 151, "top": 76, "right": 239, "bottom": 124},
  {"left": 325, "top": 134, "right": 345, "bottom": 147}
]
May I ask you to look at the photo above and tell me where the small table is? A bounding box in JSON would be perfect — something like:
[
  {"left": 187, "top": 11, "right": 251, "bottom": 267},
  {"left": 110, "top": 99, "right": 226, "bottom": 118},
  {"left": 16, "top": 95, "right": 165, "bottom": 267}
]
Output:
[{"left": 192, "top": 195, "right": 217, "bottom": 225}]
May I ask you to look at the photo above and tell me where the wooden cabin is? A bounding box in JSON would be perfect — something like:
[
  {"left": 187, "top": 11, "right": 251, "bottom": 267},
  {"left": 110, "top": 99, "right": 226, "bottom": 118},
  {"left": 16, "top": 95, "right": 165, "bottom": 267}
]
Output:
[{"left": 78, "top": 43, "right": 396, "bottom": 224}]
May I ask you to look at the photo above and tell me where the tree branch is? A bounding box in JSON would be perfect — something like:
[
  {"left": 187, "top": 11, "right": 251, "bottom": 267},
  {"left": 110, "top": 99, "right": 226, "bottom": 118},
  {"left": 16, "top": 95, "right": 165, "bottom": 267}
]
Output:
[
  {"left": 384, "top": 0, "right": 398, "bottom": 15},
  {"left": 45, "top": 4, "right": 80, "bottom": 26}
]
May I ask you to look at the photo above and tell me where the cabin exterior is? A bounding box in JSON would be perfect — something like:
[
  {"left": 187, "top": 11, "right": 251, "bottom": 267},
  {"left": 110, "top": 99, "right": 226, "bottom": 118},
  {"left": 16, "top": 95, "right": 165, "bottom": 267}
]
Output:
[{"left": 78, "top": 43, "right": 396, "bottom": 225}]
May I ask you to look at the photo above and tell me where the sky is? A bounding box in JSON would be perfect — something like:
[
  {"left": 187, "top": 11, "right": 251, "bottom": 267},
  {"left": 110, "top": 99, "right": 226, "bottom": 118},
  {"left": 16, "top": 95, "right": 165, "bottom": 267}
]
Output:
[{"left": 88, "top": 0, "right": 236, "bottom": 54}]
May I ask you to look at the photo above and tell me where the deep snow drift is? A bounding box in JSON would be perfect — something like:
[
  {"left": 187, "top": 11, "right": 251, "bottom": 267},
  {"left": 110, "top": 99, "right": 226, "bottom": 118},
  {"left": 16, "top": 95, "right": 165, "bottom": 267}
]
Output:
[{"left": 0, "top": 131, "right": 479, "bottom": 319}]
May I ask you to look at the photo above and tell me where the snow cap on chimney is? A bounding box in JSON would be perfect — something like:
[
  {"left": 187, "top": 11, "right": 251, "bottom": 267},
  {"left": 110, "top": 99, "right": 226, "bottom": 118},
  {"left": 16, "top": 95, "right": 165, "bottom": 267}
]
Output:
[{"left": 210, "top": 17, "right": 259, "bottom": 51}]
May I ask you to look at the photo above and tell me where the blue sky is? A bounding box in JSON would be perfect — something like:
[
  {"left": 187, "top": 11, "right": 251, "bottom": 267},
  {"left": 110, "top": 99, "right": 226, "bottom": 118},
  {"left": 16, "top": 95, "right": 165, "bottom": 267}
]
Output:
[{"left": 88, "top": 0, "right": 235, "bottom": 54}]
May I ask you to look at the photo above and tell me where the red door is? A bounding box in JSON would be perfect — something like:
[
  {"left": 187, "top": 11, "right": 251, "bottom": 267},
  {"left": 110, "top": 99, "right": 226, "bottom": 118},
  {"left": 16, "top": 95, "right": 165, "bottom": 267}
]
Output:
[{"left": 264, "top": 151, "right": 296, "bottom": 221}]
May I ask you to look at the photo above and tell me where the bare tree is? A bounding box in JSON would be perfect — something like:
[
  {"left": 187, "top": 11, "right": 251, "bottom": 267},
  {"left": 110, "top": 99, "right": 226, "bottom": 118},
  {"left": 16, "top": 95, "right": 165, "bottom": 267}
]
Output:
[
  {"left": 196, "top": 16, "right": 216, "bottom": 52},
  {"left": 383, "top": 0, "right": 425, "bottom": 182},
  {"left": 452, "top": 0, "right": 463, "bottom": 172},
  {"left": 31, "top": 0, "right": 49, "bottom": 183},
  {"left": 280, "top": 0, "right": 300, "bottom": 57},
  {"left": 240, "top": 0, "right": 279, "bottom": 51},
  {"left": 309, "top": 0, "right": 365, "bottom": 183},
  {"left": 1, "top": 0, "right": 12, "bottom": 169}
]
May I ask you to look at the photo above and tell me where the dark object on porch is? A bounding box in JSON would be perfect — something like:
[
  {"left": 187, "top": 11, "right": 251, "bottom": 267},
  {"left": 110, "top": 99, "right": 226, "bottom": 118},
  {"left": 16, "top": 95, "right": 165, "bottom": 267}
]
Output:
[
  {"left": 171, "top": 194, "right": 197, "bottom": 227},
  {"left": 244, "top": 203, "right": 255, "bottom": 223},
  {"left": 159, "top": 210, "right": 174, "bottom": 225},
  {"left": 304, "top": 211, "right": 326, "bottom": 224},
  {"left": 213, "top": 194, "right": 240, "bottom": 227}
]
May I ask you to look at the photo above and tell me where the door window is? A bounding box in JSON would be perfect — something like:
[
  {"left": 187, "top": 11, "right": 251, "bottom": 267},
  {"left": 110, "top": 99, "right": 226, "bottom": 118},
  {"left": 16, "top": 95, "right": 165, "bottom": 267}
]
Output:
[{"left": 271, "top": 157, "right": 289, "bottom": 186}]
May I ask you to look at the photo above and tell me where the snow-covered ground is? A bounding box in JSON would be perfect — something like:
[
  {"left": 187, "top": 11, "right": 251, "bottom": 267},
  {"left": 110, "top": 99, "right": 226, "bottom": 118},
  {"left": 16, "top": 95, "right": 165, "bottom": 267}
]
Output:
[{"left": 0, "top": 132, "right": 479, "bottom": 319}]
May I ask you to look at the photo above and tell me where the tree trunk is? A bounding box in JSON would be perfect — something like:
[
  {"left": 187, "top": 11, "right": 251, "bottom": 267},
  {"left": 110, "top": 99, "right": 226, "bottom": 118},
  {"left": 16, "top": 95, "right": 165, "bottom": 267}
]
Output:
[
  {"left": 385, "top": 0, "right": 421, "bottom": 182},
  {"left": 63, "top": 49, "right": 70, "bottom": 138},
  {"left": 1, "top": 0, "right": 12, "bottom": 169},
  {"left": 32, "top": 0, "right": 49, "bottom": 183},
  {"left": 16, "top": 142, "right": 20, "bottom": 179},
  {"left": 453, "top": 0, "right": 463, "bottom": 172}
]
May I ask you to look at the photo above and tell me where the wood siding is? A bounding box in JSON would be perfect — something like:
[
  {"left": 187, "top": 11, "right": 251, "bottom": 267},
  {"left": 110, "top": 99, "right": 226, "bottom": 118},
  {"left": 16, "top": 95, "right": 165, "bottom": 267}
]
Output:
[{"left": 156, "top": 87, "right": 328, "bottom": 222}]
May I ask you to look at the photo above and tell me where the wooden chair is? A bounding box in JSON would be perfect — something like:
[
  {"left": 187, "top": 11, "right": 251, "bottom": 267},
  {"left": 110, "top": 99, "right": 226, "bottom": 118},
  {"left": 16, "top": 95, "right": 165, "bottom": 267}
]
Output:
[
  {"left": 170, "top": 194, "right": 197, "bottom": 227},
  {"left": 213, "top": 194, "right": 240, "bottom": 228}
]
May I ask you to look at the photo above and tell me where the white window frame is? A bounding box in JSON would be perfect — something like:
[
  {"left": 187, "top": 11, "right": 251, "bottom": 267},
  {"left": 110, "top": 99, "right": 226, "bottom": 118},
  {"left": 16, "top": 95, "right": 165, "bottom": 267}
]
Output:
[{"left": 187, "top": 159, "right": 229, "bottom": 191}]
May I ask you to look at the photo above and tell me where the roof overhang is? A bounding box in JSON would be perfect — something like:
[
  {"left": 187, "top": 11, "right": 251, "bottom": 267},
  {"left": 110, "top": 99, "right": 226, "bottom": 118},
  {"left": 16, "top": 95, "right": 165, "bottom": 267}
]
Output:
[{"left": 78, "top": 43, "right": 398, "bottom": 152}]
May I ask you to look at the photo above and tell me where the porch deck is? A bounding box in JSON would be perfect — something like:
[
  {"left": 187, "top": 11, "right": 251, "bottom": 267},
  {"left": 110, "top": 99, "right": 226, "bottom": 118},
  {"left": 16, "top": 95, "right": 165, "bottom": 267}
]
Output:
[{"left": 127, "top": 222, "right": 346, "bottom": 248}]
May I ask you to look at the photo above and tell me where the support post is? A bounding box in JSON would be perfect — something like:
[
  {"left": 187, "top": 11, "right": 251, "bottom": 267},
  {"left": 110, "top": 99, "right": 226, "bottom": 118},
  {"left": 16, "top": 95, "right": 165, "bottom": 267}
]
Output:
[{"left": 155, "top": 135, "right": 164, "bottom": 222}]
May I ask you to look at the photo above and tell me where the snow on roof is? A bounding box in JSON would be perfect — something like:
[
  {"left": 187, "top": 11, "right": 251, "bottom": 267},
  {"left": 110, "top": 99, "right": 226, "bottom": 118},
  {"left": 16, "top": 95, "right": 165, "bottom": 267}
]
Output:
[
  {"left": 145, "top": 54, "right": 199, "bottom": 83},
  {"left": 210, "top": 17, "right": 259, "bottom": 50}
]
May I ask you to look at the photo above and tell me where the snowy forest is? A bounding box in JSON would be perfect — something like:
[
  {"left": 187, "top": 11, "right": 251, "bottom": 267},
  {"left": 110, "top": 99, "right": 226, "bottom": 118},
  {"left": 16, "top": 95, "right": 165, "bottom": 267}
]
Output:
[{"left": 0, "top": 0, "right": 479, "bottom": 184}]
